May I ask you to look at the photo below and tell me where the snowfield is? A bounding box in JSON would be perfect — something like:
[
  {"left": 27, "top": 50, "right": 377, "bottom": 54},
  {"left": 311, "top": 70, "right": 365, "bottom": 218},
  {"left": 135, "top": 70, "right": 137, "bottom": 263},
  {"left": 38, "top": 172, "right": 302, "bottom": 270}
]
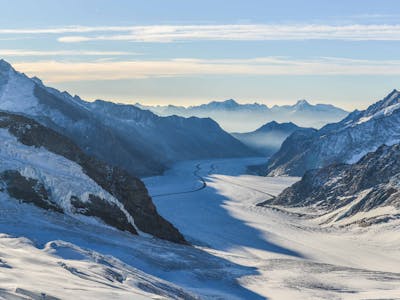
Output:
[{"left": 0, "top": 157, "right": 399, "bottom": 299}]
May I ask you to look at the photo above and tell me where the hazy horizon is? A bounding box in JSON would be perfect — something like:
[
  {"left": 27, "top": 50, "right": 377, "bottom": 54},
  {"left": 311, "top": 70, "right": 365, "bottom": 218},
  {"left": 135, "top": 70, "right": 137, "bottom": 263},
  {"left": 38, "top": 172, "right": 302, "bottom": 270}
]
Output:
[{"left": 1, "top": 0, "right": 400, "bottom": 110}]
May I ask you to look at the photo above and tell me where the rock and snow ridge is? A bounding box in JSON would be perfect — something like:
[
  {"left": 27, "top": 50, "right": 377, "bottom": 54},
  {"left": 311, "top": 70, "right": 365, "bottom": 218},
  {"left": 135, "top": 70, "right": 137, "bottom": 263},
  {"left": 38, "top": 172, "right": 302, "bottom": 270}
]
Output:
[
  {"left": 0, "top": 59, "right": 256, "bottom": 177},
  {"left": 262, "top": 142, "right": 400, "bottom": 226},
  {"left": 267, "top": 89, "right": 400, "bottom": 176},
  {"left": 0, "top": 111, "right": 186, "bottom": 244}
]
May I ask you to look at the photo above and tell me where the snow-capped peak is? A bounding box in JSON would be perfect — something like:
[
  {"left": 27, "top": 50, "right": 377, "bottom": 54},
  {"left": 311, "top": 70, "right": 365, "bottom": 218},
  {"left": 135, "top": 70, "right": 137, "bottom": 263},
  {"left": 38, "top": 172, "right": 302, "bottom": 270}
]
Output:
[
  {"left": 0, "top": 60, "right": 39, "bottom": 114},
  {"left": 376, "top": 89, "right": 399, "bottom": 109},
  {"left": 366, "top": 89, "right": 400, "bottom": 115},
  {"left": 293, "top": 99, "right": 312, "bottom": 109}
]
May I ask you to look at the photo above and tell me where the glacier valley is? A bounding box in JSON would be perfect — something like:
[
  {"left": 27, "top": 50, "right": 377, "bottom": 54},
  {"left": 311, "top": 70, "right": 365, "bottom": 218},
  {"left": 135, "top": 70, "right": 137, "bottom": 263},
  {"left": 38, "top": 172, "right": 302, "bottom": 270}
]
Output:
[{"left": 0, "top": 157, "right": 399, "bottom": 299}]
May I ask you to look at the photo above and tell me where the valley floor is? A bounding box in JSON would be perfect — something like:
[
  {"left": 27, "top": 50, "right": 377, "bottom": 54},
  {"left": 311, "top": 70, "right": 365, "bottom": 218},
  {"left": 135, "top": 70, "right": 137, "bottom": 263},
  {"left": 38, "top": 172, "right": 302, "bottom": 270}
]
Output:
[{"left": 0, "top": 157, "right": 399, "bottom": 299}]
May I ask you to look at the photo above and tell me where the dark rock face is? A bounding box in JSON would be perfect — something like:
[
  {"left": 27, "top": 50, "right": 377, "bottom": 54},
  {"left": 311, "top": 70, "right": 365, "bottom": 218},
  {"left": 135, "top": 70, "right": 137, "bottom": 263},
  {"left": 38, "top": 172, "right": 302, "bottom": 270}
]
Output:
[
  {"left": 71, "top": 195, "right": 137, "bottom": 234},
  {"left": 266, "top": 90, "right": 400, "bottom": 176},
  {"left": 0, "top": 111, "right": 187, "bottom": 244},
  {"left": 0, "top": 170, "right": 62, "bottom": 213},
  {"left": 263, "top": 143, "right": 400, "bottom": 223},
  {"left": 79, "top": 160, "right": 186, "bottom": 243}
]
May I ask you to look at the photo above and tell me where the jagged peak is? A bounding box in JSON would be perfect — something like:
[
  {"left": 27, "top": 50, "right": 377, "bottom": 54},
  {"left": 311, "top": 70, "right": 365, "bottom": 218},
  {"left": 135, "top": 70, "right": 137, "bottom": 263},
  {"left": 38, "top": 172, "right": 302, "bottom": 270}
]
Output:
[
  {"left": 385, "top": 89, "right": 400, "bottom": 102},
  {"left": 295, "top": 99, "right": 311, "bottom": 107},
  {"left": 364, "top": 89, "right": 400, "bottom": 117}
]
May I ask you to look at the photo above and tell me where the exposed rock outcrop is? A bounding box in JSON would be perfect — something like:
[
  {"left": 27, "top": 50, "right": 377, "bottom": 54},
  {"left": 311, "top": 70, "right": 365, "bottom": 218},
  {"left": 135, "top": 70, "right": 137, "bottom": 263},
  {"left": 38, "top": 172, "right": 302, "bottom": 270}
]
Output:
[{"left": 0, "top": 170, "right": 62, "bottom": 213}]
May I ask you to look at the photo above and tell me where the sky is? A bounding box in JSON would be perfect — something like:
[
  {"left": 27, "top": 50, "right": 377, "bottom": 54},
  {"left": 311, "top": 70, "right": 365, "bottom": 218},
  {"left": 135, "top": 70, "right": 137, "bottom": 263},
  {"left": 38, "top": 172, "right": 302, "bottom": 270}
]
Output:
[{"left": 1, "top": 0, "right": 400, "bottom": 110}]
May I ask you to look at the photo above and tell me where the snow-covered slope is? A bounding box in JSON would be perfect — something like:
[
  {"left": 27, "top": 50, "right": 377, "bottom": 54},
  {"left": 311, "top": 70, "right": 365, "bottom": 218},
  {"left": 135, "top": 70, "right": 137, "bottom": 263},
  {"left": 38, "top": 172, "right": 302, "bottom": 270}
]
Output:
[
  {"left": 263, "top": 143, "right": 400, "bottom": 226},
  {"left": 267, "top": 89, "right": 400, "bottom": 176},
  {"left": 137, "top": 99, "right": 348, "bottom": 132},
  {"left": 0, "top": 111, "right": 186, "bottom": 244},
  {"left": 0, "top": 234, "right": 197, "bottom": 300},
  {"left": 232, "top": 121, "right": 305, "bottom": 156},
  {"left": 0, "top": 59, "right": 256, "bottom": 177}
]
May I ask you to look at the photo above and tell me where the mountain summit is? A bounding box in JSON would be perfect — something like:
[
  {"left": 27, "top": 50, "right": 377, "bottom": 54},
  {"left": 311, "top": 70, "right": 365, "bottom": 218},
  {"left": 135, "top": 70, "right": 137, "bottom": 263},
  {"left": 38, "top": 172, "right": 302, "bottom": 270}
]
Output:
[{"left": 293, "top": 99, "right": 311, "bottom": 109}]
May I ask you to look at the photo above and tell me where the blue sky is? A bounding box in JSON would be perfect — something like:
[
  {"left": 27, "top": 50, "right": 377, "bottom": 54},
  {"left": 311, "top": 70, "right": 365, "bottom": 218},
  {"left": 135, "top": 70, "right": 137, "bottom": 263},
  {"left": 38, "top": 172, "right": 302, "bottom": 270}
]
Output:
[{"left": 1, "top": 0, "right": 400, "bottom": 109}]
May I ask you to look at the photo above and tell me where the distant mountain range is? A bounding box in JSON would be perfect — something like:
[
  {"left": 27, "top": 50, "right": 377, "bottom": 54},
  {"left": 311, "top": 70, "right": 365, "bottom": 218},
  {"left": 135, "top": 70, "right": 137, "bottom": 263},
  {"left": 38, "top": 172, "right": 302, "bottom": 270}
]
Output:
[
  {"left": 136, "top": 98, "right": 348, "bottom": 132},
  {"left": 261, "top": 142, "right": 400, "bottom": 226},
  {"left": 0, "top": 59, "right": 256, "bottom": 177},
  {"left": 232, "top": 121, "right": 304, "bottom": 156},
  {"left": 267, "top": 89, "right": 400, "bottom": 177}
]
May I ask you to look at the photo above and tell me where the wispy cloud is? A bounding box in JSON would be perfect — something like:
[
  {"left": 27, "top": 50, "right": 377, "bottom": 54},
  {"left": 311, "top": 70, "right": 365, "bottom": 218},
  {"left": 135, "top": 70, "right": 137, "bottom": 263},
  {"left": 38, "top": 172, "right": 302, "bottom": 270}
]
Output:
[
  {"left": 12, "top": 57, "right": 400, "bottom": 82},
  {"left": 0, "top": 49, "right": 140, "bottom": 56},
  {"left": 1, "top": 24, "right": 400, "bottom": 42},
  {"left": 56, "top": 24, "right": 400, "bottom": 42},
  {"left": 0, "top": 26, "right": 135, "bottom": 34}
]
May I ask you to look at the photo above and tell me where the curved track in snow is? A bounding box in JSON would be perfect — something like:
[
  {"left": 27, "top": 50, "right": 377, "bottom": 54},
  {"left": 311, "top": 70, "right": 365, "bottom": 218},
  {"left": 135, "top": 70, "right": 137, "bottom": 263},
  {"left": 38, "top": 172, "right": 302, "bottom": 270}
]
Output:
[
  {"left": 151, "top": 163, "right": 208, "bottom": 198},
  {"left": 151, "top": 161, "right": 276, "bottom": 200}
]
